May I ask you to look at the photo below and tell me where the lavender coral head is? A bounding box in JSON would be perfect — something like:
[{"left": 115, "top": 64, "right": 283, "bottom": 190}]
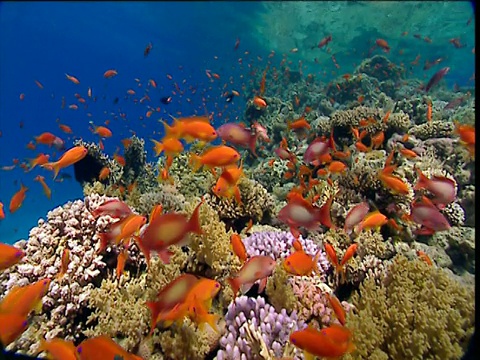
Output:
[
  {"left": 242, "top": 231, "right": 330, "bottom": 274},
  {"left": 217, "top": 296, "right": 305, "bottom": 360}
]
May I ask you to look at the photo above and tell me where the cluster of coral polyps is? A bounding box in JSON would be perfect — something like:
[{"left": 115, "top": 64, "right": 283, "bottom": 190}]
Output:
[{"left": 0, "top": 193, "right": 118, "bottom": 353}]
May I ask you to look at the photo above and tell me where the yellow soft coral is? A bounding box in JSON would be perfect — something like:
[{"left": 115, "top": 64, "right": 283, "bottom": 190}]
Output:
[{"left": 345, "top": 255, "right": 475, "bottom": 360}]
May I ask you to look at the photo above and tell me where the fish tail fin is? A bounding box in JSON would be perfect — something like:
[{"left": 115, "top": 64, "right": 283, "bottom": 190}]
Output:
[
  {"left": 151, "top": 139, "right": 164, "bottom": 157},
  {"left": 188, "top": 200, "right": 204, "bottom": 235},
  {"left": 414, "top": 166, "right": 429, "bottom": 190},
  {"left": 189, "top": 153, "right": 202, "bottom": 172},
  {"left": 227, "top": 277, "right": 240, "bottom": 299},
  {"left": 132, "top": 235, "right": 151, "bottom": 267},
  {"left": 96, "top": 233, "right": 111, "bottom": 254},
  {"left": 318, "top": 196, "right": 335, "bottom": 229},
  {"left": 249, "top": 133, "right": 258, "bottom": 157},
  {"left": 162, "top": 119, "right": 177, "bottom": 139},
  {"left": 145, "top": 301, "right": 160, "bottom": 335},
  {"left": 42, "top": 162, "right": 60, "bottom": 180},
  {"left": 233, "top": 186, "right": 242, "bottom": 205}
]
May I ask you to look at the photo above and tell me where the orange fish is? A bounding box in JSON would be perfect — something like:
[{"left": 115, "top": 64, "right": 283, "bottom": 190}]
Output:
[
  {"left": 326, "top": 293, "right": 346, "bottom": 325},
  {"left": 103, "top": 69, "right": 118, "bottom": 78},
  {"left": 417, "top": 250, "right": 433, "bottom": 266},
  {"left": 58, "top": 124, "right": 73, "bottom": 134},
  {"left": 0, "top": 242, "right": 25, "bottom": 271},
  {"left": 65, "top": 73, "right": 80, "bottom": 84},
  {"left": 340, "top": 243, "right": 358, "bottom": 266},
  {"left": 56, "top": 248, "right": 70, "bottom": 280},
  {"left": 76, "top": 335, "right": 142, "bottom": 360},
  {"left": 36, "top": 338, "right": 77, "bottom": 360},
  {"left": 189, "top": 145, "right": 240, "bottom": 173},
  {"left": 0, "top": 313, "right": 29, "bottom": 347},
  {"left": 28, "top": 153, "right": 50, "bottom": 170},
  {"left": 34, "top": 132, "right": 57, "bottom": 145},
  {"left": 0, "top": 278, "right": 51, "bottom": 316},
  {"left": 290, "top": 325, "right": 355, "bottom": 358},
  {"left": 253, "top": 96, "right": 267, "bottom": 108},
  {"left": 378, "top": 169, "right": 409, "bottom": 195},
  {"left": 98, "top": 166, "right": 110, "bottom": 181},
  {"left": 357, "top": 210, "right": 388, "bottom": 233},
  {"left": 91, "top": 125, "right": 112, "bottom": 138},
  {"left": 163, "top": 116, "right": 217, "bottom": 144},
  {"left": 228, "top": 255, "right": 276, "bottom": 298},
  {"left": 287, "top": 116, "right": 311, "bottom": 131},
  {"left": 212, "top": 162, "right": 243, "bottom": 203},
  {"left": 42, "top": 146, "right": 88, "bottom": 179},
  {"left": 9, "top": 183, "right": 28, "bottom": 213},
  {"left": 151, "top": 137, "right": 184, "bottom": 158},
  {"left": 0, "top": 201, "right": 4, "bottom": 220},
  {"left": 426, "top": 101, "right": 432, "bottom": 122},
  {"left": 230, "top": 233, "right": 247, "bottom": 262},
  {"left": 145, "top": 274, "right": 200, "bottom": 333},
  {"left": 376, "top": 38, "right": 390, "bottom": 53},
  {"left": 114, "top": 154, "right": 126, "bottom": 166},
  {"left": 328, "top": 160, "right": 347, "bottom": 174},
  {"left": 454, "top": 121, "right": 475, "bottom": 157},
  {"left": 116, "top": 249, "right": 128, "bottom": 279},
  {"left": 283, "top": 249, "right": 321, "bottom": 276},
  {"left": 34, "top": 175, "right": 51, "bottom": 199},
  {"left": 98, "top": 214, "right": 147, "bottom": 251}
]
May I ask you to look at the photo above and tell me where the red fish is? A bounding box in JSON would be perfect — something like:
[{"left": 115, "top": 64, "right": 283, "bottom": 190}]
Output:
[
  {"left": 90, "top": 199, "right": 133, "bottom": 219},
  {"left": 228, "top": 255, "right": 276, "bottom": 298},
  {"left": 343, "top": 202, "right": 370, "bottom": 234},
  {"left": 425, "top": 67, "right": 450, "bottom": 92},
  {"left": 414, "top": 168, "right": 456, "bottom": 208},
  {"left": 278, "top": 193, "right": 334, "bottom": 238},
  {"left": 409, "top": 197, "right": 451, "bottom": 234},
  {"left": 137, "top": 201, "right": 203, "bottom": 265},
  {"left": 216, "top": 123, "right": 258, "bottom": 155},
  {"left": 317, "top": 35, "right": 332, "bottom": 48}
]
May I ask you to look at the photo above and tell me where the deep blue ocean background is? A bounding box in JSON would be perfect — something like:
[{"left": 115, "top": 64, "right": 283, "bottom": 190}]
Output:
[{"left": 0, "top": 1, "right": 475, "bottom": 245}]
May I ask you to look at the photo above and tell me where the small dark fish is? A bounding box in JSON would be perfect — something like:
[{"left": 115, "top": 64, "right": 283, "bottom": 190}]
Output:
[
  {"left": 225, "top": 93, "right": 234, "bottom": 102},
  {"left": 113, "top": 97, "right": 119, "bottom": 104},
  {"left": 160, "top": 96, "right": 172, "bottom": 105},
  {"left": 425, "top": 67, "right": 450, "bottom": 92},
  {"left": 144, "top": 42, "right": 153, "bottom": 57},
  {"left": 234, "top": 37, "right": 240, "bottom": 50}
]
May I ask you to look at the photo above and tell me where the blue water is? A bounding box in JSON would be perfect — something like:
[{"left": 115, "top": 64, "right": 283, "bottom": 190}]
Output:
[{"left": 0, "top": 1, "right": 475, "bottom": 245}]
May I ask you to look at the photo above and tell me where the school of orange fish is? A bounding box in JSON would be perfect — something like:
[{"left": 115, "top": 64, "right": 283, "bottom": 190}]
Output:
[{"left": 0, "top": 32, "right": 476, "bottom": 360}]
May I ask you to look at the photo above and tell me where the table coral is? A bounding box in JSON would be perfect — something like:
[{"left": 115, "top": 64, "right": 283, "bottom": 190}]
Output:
[
  {"left": 344, "top": 255, "right": 475, "bottom": 360},
  {"left": 216, "top": 296, "right": 305, "bottom": 360}
]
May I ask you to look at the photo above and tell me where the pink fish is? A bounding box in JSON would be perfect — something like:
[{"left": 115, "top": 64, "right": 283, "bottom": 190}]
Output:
[
  {"left": 227, "top": 255, "right": 276, "bottom": 298},
  {"left": 90, "top": 199, "right": 133, "bottom": 219},
  {"left": 216, "top": 123, "right": 258, "bottom": 155},
  {"left": 52, "top": 136, "right": 65, "bottom": 151},
  {"left": 252, "top": 122, "right": 270, "bottom": 143},
  {"left": 278, "top": 193, "right": 334, "bottom": 238},
  {"left": 303, "top": 138, "right": 330, "bottom": 165},
  {"left": 343, "top": 202, "right": 370, "bottom": 234},
  {"left": 425, "top": 67, "right": 450, "bottom": 92},
  {"left": 414, "top": 168, "right": 456, "bottom": 209},
  {"left": 410, "top": 197, "right": 451, "bottom": 234}
]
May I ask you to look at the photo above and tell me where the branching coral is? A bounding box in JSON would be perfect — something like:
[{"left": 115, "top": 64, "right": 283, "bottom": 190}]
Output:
[
  {"left": 204, "top": 177, "right": 276, "bottom": 224},
  {"left": 0, "top": 193, "right": 115, "bottom": 354},
  {"left": 83, "top": 248, "right": 188, "bottom": 352},
  {"left": 345, "top": 255, "right": 475, "bottom": 360}
]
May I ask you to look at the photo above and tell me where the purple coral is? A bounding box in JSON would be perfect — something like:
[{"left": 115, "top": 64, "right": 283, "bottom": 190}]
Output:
[
  {"left": 216, "top": 296, "right": 305, "bottom": 360},
  {"left": 243, "top": 230, "right": 331, "bottom": 278}
]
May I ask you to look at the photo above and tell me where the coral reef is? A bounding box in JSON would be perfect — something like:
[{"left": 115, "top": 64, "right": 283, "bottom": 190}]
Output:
[
  {"left": 345, "top": 255, "right": 475, "bottom": 360},
  {"left": 0, "top": 193, "right": 115, "bottom": 354},
  {"left": 216, "top": 296, "right": 305, "bottom": 360}
]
